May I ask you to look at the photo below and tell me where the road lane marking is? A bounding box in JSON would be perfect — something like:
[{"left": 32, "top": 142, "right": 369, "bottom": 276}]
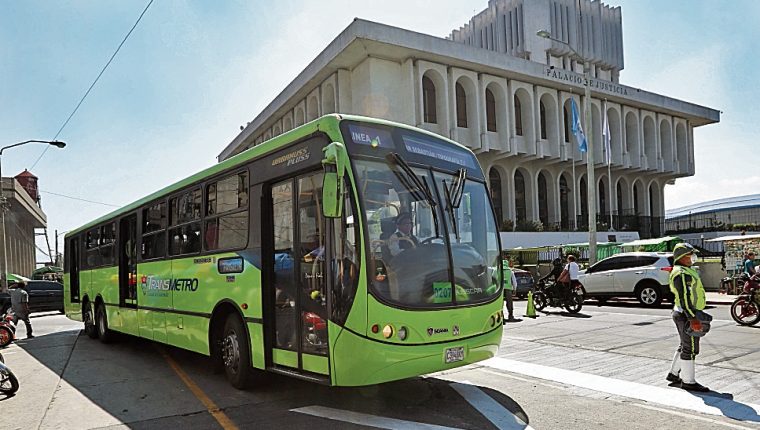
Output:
[
  {"left": 481, "top": 357, "right": 760, "bottom": 423},
  {"left": 450, "top": 382, "right": 536, "bottom": 430},
  {"left": 157, "top": 346, "right": 239, "bottom": 430},
  {"left": 291, "top": 405, "right": 460, "bottom": 430}
]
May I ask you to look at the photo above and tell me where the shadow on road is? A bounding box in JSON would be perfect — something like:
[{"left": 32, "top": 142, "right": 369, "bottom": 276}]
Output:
[
  {"left": 692, "top": 391, "right": 760, "bottom": 423},
  {"left": 13, "top": 329, "right": 531, "bottom": 429}
]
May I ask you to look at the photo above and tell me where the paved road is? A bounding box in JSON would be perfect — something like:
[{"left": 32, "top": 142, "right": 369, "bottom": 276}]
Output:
[{"left": 1, "top": 303, "right": 758, "bottom": 430}]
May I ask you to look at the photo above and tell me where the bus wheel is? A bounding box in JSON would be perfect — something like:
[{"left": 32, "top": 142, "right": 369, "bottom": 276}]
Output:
[
  {"left": 222, "top": 315, "right": 251, "bottom": 389},
  {"left": 84, "top": 301, "right": 98, "bottom": 339},
  {"left": 96, "top": 303, "right": 114, "bottom": 343}
]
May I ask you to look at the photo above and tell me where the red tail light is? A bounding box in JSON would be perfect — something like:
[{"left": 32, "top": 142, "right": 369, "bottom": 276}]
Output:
[{"left": 661, "top": 267, "right": 673, "bottom": 272}]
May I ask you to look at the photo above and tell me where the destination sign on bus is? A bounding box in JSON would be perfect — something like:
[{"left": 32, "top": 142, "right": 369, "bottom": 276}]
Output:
[{"left": 402, "top": 135, "right": 476, "bottom": 168}]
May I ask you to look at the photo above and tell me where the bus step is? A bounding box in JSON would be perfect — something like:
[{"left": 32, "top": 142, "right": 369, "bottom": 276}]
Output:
[{"left": 268, "top": 365, "right": 331, "bottom": 385}]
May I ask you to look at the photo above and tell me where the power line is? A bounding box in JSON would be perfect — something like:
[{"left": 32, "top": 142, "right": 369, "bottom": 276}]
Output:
[
  {"left": 29, "top": 0, "right": 155, "bottom": 170},
  {"left": 40, "top": 189, "right": 120, "bottom": 207}
]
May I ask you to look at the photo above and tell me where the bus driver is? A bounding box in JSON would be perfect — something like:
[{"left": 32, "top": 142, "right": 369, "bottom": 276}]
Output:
[{"left": 388, "top": 213, "right": 419, "bottom": 257}]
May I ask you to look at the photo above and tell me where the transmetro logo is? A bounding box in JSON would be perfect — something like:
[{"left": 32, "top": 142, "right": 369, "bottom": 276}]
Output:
[{"left": 140, "top": 275, "right": 200, "bottom": 297}]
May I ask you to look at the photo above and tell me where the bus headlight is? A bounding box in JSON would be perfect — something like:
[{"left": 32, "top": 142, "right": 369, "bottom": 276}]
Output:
[
  {"left": 398, "top": 326, "right": 408, "bottom": 341},
  {"left": 382, "top": 324, "right": 394, "bottom": 339}
]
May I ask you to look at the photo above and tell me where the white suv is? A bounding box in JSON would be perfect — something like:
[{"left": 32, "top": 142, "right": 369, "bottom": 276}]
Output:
[{"left": 579, "top": 252, "right": 675, "bottom": 307}]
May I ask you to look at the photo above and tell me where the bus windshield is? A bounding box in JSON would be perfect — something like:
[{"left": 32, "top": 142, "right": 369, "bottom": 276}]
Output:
[{"left": 352, "top": 155, "right": 501, "bottom": 308}]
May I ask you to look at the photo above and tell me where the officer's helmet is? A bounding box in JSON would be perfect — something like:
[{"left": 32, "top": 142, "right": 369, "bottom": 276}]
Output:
[{"left": 673, "top": 242, "right": 697, "bottom": 262}]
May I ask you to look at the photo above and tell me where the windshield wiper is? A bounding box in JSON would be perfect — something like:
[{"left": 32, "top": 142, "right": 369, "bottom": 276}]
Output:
[
  {"left": 385, "top": 153, "right": 440, "bottom": 238},
  {"left": 443, "top": 169, "right": 467, "bottom": 242}
]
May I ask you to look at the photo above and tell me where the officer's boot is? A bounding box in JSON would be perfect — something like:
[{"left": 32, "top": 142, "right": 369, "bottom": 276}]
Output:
[
  {"left": 679, "top": 359, "right": 709, "bottom": 392},
  {"left": 666, "top": 350, "right": 681, "bottom": 383}
]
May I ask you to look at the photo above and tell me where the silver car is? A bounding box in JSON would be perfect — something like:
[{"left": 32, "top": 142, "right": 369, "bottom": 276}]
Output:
[{"left": 579, "top": 252, "right": 674, "bottom": 306}]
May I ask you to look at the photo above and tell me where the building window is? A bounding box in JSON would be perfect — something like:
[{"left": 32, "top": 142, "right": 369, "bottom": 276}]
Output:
[
  {"left": 515, "top": 170, "right": 526, "bottom": 222},
  {"left": 617, "top": 182, "right": 623, "bottom": 214},
  {"left": 560, "top": 175, "right": 570, "bottom": 229},
  {"left": 563, "top": 104, "right": 571, "bottom": 143},
  {"left": 538, "top": 173, "right": 548, "bottom": 226},
  {"left": 486, "top": 89, "right": 497, "bottom": 132},
  {"left": 489, "top": 168, "right": 502, "bottom": 223},
  {"left": 514, "top": 95, "right": 523, "bottom": 136},
  {"left": 456, "top": 82, "right": 468, "bottom": 128},
  {"left": 540, "top": 101, "right": 547, "bottom": 140},
  {"left": 422, "top": 76, "right": 437, "bottom": 124}
]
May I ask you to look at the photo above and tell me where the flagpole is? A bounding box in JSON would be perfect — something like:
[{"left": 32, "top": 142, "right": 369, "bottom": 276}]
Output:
[
  {"left": 605, "top": 99, "right": 613, "bottom": 230},
  {"left": 570, "top": 93, "right": 577, "bottom": 231}
]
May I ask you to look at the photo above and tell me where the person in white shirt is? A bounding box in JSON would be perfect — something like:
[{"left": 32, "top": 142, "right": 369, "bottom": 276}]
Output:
[{"left": 564, "top": 254, "right": 581, "bottom": 298}]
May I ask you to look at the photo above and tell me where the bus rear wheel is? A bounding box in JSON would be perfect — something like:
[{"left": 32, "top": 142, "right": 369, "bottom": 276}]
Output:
[
  {"left": 96, "top": 303, "right": 114, "bottom": 343},
  {"left": 221, "top": 315, "right": 252, "bottom": 390},
  {"left": 84, "top": 301, "right": 98, "bottom": 339}
]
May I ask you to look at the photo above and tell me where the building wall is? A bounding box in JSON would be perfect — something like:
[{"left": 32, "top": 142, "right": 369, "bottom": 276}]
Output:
[
  {"left": 449, "top": 0, "right": 624, "bottom": 82},
  {"left": 238, "top": 55, "right": 685, "bottom": 231}
]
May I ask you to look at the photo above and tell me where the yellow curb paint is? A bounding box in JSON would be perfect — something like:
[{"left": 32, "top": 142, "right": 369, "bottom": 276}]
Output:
[{"left": 157, "top": 346, "right": 239, "bottom": 430}]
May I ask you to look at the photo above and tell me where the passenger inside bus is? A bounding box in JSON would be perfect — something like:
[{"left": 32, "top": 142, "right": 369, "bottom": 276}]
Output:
[{"left": 387, "top": 212, "right": 419, "bottom": 257}]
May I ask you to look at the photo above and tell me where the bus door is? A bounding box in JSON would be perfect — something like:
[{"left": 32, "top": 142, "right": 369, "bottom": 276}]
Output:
[
  {"left": 267, "top": 171, "right": 330, "bottom": 378},
  {"left": 118, "top": 214, "right": 138, "bottom": 307}
]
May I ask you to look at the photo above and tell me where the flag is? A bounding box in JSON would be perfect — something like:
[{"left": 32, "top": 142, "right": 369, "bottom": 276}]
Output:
[
  {"left": 603, "top": 105, "right": 611, "bottom": 165},
  {"left": 570, "top": 98, "right": 587, "bottom": 153}
]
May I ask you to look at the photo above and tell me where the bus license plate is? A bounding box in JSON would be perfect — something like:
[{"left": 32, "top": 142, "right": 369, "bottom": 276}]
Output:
[{"left": 445, "top": 346, "right": 465, "bottom": 363}]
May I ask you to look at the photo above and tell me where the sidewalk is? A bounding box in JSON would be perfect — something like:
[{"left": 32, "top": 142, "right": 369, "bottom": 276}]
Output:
[{"left": 706, "top": 291, "right": 738, "bottom": 305}]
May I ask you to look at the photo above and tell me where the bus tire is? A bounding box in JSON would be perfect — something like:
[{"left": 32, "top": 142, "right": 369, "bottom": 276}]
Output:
[
  {"left": 84, "top": 301, "right": 98, "bottom": 339},
  {"left": 96, "top": 302, "right": 114, "bottom": 343},
  {"left": 222, "top": 315, "right": 252, "bottom": 390}
]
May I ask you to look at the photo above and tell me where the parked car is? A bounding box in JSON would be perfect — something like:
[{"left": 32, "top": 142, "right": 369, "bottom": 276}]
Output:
[
  {"left": 579, "top": 252, "right": 674, "bottom": 307},
  {"left": 512, "top": 268, "right": 535, "bottom": 299},
  {"left": 0, "top": 280, "right": 64, "bottom": 315}
]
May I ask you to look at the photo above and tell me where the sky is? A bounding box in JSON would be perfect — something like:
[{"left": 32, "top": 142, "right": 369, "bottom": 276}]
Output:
[{"left": 1, "top": 0, "right": 758, "bottom": 264}]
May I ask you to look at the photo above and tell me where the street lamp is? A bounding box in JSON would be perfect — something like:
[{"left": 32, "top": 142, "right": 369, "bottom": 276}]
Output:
[
  {"left": 536, "top": 29, "right": 598, "bottom": 264},
  {"left": 0, "top": 140, "right": 66, "bottom": 288}
]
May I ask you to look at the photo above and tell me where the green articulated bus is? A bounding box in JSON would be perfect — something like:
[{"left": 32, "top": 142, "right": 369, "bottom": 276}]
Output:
[{"left": 64, "top": 114, "right": 504, "bottom": 389}]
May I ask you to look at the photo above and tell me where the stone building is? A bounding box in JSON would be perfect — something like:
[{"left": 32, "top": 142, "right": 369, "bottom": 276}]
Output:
[
  {"left": 0, "top": 170, "right": 47, "bottom": 284},
  {"left": 219, "top": 0, "right": 719, "bottom": 238}
]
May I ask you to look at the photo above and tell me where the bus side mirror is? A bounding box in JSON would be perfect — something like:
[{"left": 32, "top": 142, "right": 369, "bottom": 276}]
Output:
[{"left": 322, "top": 142, "right": 348, "bottom": 218}]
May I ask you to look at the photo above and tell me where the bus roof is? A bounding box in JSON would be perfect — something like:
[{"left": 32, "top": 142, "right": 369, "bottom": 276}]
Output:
[{"left": 65, "top": 114, "right": 477, "bottom": 238}]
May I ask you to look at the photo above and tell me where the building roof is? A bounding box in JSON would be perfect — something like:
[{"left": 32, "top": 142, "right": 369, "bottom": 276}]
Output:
[
  {"left": 665, "top": 194, "right": 760, "bottom": 219},
  {"left": 219, "top": 18, "right": 720, "bottom": 161}
]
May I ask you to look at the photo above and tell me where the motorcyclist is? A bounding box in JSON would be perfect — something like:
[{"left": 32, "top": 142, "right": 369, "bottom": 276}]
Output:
[{"left": 540, "top": 258, "right": 564, "bottom": 283}]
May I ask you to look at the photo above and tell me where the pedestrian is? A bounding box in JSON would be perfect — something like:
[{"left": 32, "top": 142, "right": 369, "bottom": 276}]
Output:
[
  {"left": 667, "top": 243, "right": 710, "bottom": 392},
  {"left": 9, "top": 280, "right": 33, "bottom": 339},
  {"left": 502, "top": 255, "right": 520, "bottom": 324},
  {"left": 744, "top": 251, "right": 756, "bottom": 276}
]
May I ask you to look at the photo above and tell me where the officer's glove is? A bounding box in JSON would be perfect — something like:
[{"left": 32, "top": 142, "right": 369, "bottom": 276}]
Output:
[{"left": 689, "top": 319, "right": 703, "bottom": 332}]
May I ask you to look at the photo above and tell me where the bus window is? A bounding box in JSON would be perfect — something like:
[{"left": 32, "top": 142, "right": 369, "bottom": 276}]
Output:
[
  {"left": 169, "top": 189, "right": 202, "bottom": 256},
  {"left": 331, "top": 187, "right": 360, "bottom": 324},
  {"left": 142, "top": 201, "right": 167, "bottom": 260},
  {"left": 204, "top": 172, "right": 249, "bottom": 251}
]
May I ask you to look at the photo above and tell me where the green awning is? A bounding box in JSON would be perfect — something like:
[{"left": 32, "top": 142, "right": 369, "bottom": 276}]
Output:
[{"left": 620, "top": 236, "right": 682, "bottom": 252}]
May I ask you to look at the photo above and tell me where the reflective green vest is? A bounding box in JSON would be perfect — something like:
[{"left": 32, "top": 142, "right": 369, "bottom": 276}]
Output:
[
  {"left": 502, "top": 264, "right": 513, "bottom": 291},
  {"left": 669, "top": 265, "right": 705, "bottom": 316}
]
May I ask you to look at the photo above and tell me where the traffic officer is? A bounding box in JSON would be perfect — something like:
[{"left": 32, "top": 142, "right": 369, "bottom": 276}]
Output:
[
  {"left": 502, "top": 255, "right": 519, "bottom": 324},
  {"left": 667, "top": 242, "right": 710, "bottom": 392}
]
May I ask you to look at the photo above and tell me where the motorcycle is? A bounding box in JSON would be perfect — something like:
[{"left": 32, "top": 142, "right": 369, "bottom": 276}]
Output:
[
  {"left": 730, "top": 274, "right": 760, "bottom": 326},
  {"left": 0, "top": 311, "right": 15, "bottom": 348},
  {"left": 0, "top": 351, "right": 19, "bottom": 395},
  {"left": 533, "top": 279, "right": 584, "bottom": 314}
]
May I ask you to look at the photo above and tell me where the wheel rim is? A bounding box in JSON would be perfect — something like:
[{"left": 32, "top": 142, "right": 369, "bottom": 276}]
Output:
[
  {"left": 85, "top": 305, "right": 94, "bottom": 326},
  {"left": 0, "top": 370, "right": 11, "bottom": 391},
  {"left": 641, "top": 287, "right": 657, "bottom": 304},
  {"left": 732, "top": 299, "right": 759, "bottom": 323},
  {"left": 222, "top": 332, "right": 240, "bottom": 374},
  {"left": 98, "top": 313, "right": 105, "bottom": 333}
]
